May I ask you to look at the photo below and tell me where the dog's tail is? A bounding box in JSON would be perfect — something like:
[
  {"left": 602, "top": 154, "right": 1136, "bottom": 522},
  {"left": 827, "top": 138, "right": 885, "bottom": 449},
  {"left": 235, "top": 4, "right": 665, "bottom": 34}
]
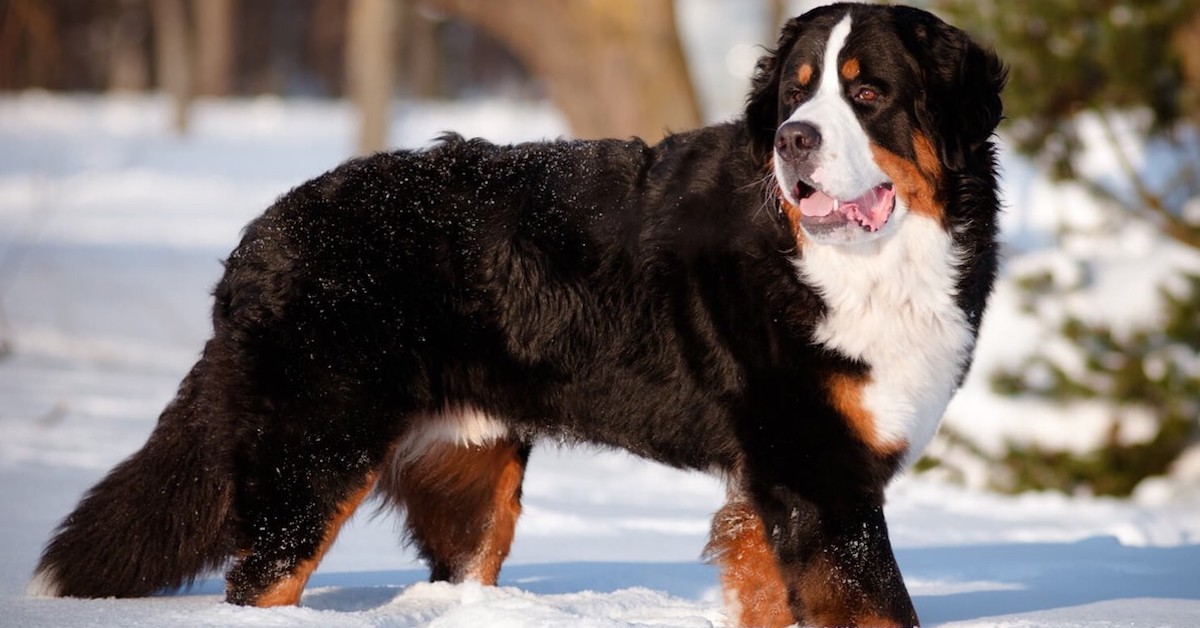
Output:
[{"left": 28, "top": 352, "right": 236, "bottom": 598}]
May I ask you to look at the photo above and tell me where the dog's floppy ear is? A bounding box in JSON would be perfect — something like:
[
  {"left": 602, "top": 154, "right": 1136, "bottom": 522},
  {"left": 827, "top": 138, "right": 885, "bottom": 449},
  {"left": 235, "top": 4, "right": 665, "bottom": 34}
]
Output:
[
  {"left": 745, "top": 17, "right": 806, "bottom": 166},
  {"left": 896, "top": 7, "right": 1007, "bottom": 170}
]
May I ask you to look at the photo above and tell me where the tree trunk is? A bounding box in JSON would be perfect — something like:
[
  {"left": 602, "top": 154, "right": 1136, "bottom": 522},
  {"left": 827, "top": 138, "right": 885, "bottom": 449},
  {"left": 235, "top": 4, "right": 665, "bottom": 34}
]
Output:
[
  {"left": 399, "top": 0, "right": 443, "bottom": 99},
  {"left": 193, "top": 0, "right": 235, "bottom": 97},
  {"left": 107, "top": 0, "right": 149, "bottom": 91},
  {"left": 151, "top": 0, "right": 191, "bottom": 134},
  {"left": 1173, "top": 7, "right": 1200, "bottom": 128},
  {"left": 2, "top": 0, "right": 61, "bottom": 90},
  {"left": 346, "top": 0, "right": 395, "bottom": 155},
  {"left": 423, "top": 0, "right": 701, "bottom": 142},
  {"left": 767, "top": 0, "right": 787, "bottom": 44}
]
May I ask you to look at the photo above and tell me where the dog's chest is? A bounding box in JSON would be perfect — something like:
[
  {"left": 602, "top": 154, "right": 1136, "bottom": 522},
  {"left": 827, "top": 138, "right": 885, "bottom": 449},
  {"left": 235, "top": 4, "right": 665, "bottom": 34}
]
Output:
[{"left": 796, "top": 216, "right": 974, "bottom": 465}]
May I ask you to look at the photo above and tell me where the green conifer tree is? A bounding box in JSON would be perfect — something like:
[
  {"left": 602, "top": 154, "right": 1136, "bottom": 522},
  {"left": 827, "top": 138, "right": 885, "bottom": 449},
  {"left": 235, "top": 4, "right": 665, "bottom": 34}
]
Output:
[{"left": 927, "top": 0, "right": 1200, "bottom": 495}]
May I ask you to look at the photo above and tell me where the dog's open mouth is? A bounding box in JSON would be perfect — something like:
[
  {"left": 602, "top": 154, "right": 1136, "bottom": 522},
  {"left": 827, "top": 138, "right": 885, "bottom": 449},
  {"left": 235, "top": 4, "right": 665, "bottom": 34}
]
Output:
[{"left": 794, "top": 182, "right": 896, "bottom": 235}]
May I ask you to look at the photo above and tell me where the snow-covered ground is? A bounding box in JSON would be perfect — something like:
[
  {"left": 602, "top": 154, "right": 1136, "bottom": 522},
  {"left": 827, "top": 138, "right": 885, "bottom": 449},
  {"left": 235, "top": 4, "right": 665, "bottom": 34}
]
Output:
[{"left": 1, "top": 94, "right": 1198, "bottom": 627}]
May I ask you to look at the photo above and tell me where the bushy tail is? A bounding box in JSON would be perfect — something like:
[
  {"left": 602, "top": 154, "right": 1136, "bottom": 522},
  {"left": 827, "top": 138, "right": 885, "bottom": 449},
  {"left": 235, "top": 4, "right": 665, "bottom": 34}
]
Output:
[{"left": 29, "top": 355, "right": 236, "bottom": 598}]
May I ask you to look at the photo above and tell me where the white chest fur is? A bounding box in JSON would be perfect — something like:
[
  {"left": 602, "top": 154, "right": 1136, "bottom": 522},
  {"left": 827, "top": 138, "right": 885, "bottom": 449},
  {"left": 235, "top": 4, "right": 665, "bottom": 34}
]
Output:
[{"left": 796, "top": 214, "right": 974, "bottom": 466}]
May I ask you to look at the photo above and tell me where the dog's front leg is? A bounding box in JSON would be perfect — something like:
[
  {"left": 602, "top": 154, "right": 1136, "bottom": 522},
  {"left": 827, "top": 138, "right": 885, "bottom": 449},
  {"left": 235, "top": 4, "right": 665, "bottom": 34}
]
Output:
[{"left": 752, "top": 485, "right": 918, "bottom": 628}]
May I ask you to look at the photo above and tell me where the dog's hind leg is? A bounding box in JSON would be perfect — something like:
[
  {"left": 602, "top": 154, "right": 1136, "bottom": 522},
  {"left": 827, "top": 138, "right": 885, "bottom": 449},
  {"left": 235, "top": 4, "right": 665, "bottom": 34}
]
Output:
[
  {"left": 226, "top": 469, "right": 378, "bottom": 606},
  {"left": 705, "top": 486, "right": 793, "bottom": 628},
  {"left": 222, "top": 400, "right": 397, "bottom": 607},
  {"left": 378, "top": 435, "right": 531, "bottom": 584}
]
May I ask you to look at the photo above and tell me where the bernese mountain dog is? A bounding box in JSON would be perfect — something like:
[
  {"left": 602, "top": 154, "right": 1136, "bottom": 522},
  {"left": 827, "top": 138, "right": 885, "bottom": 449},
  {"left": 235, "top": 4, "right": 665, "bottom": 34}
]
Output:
[{"left": 30, "top": 3, "right": 1005, "bottom": 626}]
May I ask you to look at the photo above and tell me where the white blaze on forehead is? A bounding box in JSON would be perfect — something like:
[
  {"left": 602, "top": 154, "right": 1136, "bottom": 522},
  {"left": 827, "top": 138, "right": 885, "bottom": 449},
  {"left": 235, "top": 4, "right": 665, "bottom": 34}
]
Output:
[{"left": 783, "top": 13, "right": 887, "bottom": 201}]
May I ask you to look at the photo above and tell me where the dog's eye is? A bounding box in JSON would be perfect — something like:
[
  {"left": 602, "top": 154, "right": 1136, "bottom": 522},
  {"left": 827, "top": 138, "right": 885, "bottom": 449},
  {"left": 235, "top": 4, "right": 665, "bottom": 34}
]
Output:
[{"left": 854, "top": 87, "right": 880, "bottom": 103}]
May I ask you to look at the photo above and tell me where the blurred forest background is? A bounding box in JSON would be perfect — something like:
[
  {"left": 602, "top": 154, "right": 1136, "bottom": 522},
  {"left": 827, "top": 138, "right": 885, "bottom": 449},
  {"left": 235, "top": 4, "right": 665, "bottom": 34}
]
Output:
[{"left": 0, "top": 0, "right": 1198, "bottom": 498}]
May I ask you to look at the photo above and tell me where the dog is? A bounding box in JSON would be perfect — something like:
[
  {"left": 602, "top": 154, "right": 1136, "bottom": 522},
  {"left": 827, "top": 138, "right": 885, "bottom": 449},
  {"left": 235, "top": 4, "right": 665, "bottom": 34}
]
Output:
[{"left": 29, "top": 3, "right": 1004, "bottom": 626}]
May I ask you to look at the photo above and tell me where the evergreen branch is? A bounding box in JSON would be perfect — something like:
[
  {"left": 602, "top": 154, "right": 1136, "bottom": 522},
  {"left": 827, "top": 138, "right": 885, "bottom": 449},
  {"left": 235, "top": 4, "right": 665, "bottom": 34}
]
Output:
[{"left": 1095, "top": 111, "right": 1200, "bottom": 249}]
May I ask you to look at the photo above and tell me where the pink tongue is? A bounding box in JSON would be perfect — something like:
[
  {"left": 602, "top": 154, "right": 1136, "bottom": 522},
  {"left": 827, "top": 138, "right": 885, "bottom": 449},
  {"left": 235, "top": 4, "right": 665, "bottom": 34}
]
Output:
[
  {"left": 798, "top": 185, "right": 895, "bottom": 232},
  {"left": 798, "top": 190, "right": 837, "bottom": 217}
]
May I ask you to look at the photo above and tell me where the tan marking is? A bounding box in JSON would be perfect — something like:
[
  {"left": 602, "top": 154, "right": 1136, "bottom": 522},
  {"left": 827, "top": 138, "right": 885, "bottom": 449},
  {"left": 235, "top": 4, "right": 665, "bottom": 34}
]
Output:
[
  {"left": 800, "top": 553, "right": 910, "bottom": 627},
  {"left": 378, "top": 439, "right": 526, "bottom": 584},
  {"left": 471, "top": 446, "right": 525, "bottom": 581},
  {"left": 830, "top": 373, "right": 906, "bottom": 456},
  {"left": 857, "top": 614, "right": 906, "bottom": 628},
  {"left": 255, "top": 473, "right": 377, "bottom": 607},
  {"left": 797, "top": 554, "right": 840, "bottom": 626},
  {"left": 913, "top": 132, "right": 941, "bottom": 179},
  {"left": 841, "top": 58, "right": 861, "bottom": 80},
  {"left": 705, "top": 500, "right": 792, "bottom": 628},
  {"left": 797, "top": 63, "right": 814, "bottom": 86},
  {"left": 780, "top": 196, "right": 805, "bottom": 242},
  {"left": 799, "top": 554, "right": 907, "bottom": 627},
  {"left": 254, "top": 565, "right": 307, "bottom": 607},
  {"left": 767, "top": 155, "right": 808, "bottom": 247},
  {"left": 870, "top": 133, "right": 945, "bottom": 223}
]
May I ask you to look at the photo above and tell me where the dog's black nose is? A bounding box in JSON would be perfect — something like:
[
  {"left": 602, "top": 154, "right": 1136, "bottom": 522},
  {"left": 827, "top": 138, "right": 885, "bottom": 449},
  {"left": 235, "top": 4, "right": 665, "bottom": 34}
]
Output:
[{"left": 774, "top": 121, "right": 821, "bottom": 160}]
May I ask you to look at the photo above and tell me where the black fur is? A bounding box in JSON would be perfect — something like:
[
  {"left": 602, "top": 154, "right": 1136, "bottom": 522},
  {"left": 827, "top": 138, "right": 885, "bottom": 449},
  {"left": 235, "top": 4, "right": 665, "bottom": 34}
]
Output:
[
  {"left": 34, "top": 359, "right": 235, "bottom": 597},
  {"left": 34, "top": 4, "right": 1004, "bottom": 625}
]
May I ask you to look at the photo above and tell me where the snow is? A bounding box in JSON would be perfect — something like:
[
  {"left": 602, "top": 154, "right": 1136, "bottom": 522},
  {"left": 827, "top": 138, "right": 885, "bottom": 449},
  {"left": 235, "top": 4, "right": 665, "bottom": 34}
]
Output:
[{"left": 1, "top": 94, "right": 1198, "bottom": 626}]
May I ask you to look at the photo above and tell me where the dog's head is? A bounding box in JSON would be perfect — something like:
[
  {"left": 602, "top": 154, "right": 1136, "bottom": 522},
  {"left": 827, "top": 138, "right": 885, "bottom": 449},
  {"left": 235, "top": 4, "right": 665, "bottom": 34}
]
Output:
[{"left": 746, "top": 3, "right": 1006, "bottom": 245}]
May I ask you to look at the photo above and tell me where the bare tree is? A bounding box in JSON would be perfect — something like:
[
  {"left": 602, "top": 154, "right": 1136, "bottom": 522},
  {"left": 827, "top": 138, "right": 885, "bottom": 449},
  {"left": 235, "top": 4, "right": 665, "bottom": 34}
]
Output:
[
  {"left": 0, "top": 0, "right": 61, "bottom": 90},
  {"left": 151, "top": 0, "right": 191, "bottom": 133},
  {"left": 346, "top": 0, "right": 396, "bottom": 155},
  {"left": 193, "top": 0, "right": 236, "bottom": 97},
  {"left": 767, "top": 0, "right": 786, "bottom": 43},
  {"left": 1174, "top": 9, "right": 1200, "bottom": 127},
  {"left": 398, "top": 0, "right": 443, "bottom": 99},
  {"left": 107, "top": 0, "right": 149, "bottom": 91},
  {"left": 423, "top": 0, "right": 701, "bottom": 142}
]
